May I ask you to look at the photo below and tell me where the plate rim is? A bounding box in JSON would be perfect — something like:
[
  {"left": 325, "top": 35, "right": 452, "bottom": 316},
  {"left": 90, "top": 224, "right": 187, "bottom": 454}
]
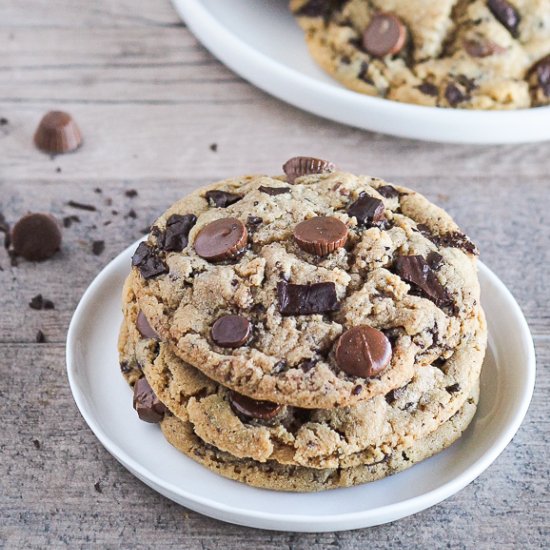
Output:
[
  {"left": 171, "top": 0, "right": 550, "bottom": 144},
  {"left": 66, "top": 241, "right": 536, "bottom": 531}
]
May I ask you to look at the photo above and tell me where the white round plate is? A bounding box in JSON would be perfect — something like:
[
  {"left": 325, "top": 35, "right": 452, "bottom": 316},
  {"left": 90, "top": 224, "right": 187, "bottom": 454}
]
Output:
[
  {"left": 67, "top": 242, "right": 535, "bottom": 532},
  {"left": 171, "top": 0, "right": 550, "bottom": 144}
]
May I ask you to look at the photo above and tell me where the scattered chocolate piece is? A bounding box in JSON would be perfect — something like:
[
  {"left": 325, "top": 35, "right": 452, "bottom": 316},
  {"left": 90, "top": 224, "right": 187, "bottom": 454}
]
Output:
[
  {"left": 125, "top": 209, "right": 137, "bottom": 219},
  {"left": 29, "top": 294, "right": 55, "bottom": 310},
  {"left": 487, "top": 0, "right": 520, "bottom": 37},
  {"left": 463, "top": 37, "right": 505, "bottom": 58},
  {"left": 438, "top": 232, "right": 478, "bottom": 255},
  {"left": 417, "top": 82, "right": 439, "bottom": 97},
  {"left": 136, "top": 311, "right": 159, "bottom": 339},
  {"left": 55, "top": 167, "right": 62, "bottom": 173},
  {"left": 293, "top": 0, "right": 347, "bottom": 19},
  {"left": 229, "top": 391, "right": 282, "bottom": 421},
  {"left": 258, "top": 185, "right": 291, "bottom": 196},
  {"left": 67, "top": 200, "right": 96, "bottom": 212},
  {"left": 11, "top": 213, "right": 62, "bottom": 261},
  {"left": 335, "top": 325, "right": 392, "bottom": 378},
  {"left": 358, "top": 61, "right": 372, "bottom": 84},
  {"left": 34, "top": 111, "right": 82, "bottom": 154},
  {"left": 293, "top": 216, "right": 348, "bottom": 256},
  {"left": 62, "top": 215, "right": 80, "bottom": 228},
  {"left": 125, "top": 189, "right": 138, "bottom": 198},
  {"left": 211, "top": 314, "right": 251, "bottom": 348},
  {"left": 92, "top": 240, "right": 105, "bottom": 256},
  {"left": 299, "top": 358, "right": 317, "bottom": 372},
  {"left": 394, "top": 255, "right": 452, "bottom": 308},
  {"left": 194, "top": 218, "right": 248, "bottom": 262},
  {"left": 352, "top": 385, "right": 363, "bottom": 395},
  {"left": 283, "top": 156, "right": 336, "bottom": 184},
  {"left": 32, "top": 439, "right": 40, "bottom": 450},
  {"left": 246, "top": 215, "right": 263, "bottom": 228},
  {"left": 209, "top": 143, "right": 218, "bottom": 152},
  {"left": 94, "top": 481, "right": 102, "bottom": 494},
  {"left": 0, "top": 117, "right": 8, "bottom": 125},
  {"left": 362, "top": 13, "right": 407, "bottom": 58},
  {"left": 377, "top": 185, "right": 400, "bottom": 199},
  {"left": 36, "top": 329, "right": 46, "bottom": 343},
  {"left": 159, "top": 213, "right": 197, "bottom": 252},
  {"left": 131, "top": 242, "right": 168, "bottom": 279},
  {"left": 529, "top": 54, "right": 550, "bottom": 98},
  {"left": 94, "top": 187, "right": 102, "bottom": 194},
  {"left": 426, "top": 251, "right": 444, "bottom": 270},
  {"left": 277, "top": 281, "right": 339, "bottom": 315},
  {"left": 445, "top": 83, "right": 468, "bottom": 106},
  {"left": 205, "top": 190, "right": 242, "bottom": 208},
  {"left": 446, "top": 383, "right": 461, "bottom": 394},
  {"left": 347, "top": 194, "right": 385, "bottom": 226},
  {"left": 133, "top": 377, "right": 167, "bottom": 423}
]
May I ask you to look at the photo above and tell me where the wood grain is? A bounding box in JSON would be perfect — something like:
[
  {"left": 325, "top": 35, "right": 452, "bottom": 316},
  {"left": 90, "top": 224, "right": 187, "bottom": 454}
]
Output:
[{"left": 0, "top": 1, "right": 548, "bottom": 548}]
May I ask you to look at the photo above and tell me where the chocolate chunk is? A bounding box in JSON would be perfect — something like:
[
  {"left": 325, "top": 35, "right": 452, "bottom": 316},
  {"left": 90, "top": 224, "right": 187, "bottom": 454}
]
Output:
[
  {"left": 136, "top": 311, "right": 159, "bottom": 339},
  {"left": 94, "top": 481, "right": 102, "bottom": 494},
  {"left": 293, "top": 0, "right": 347, "bottom": 20},
  {"left": 132, "top": 377, "right": 167, "bottom": 423},
  {"left": 487, "top": 0, "right": 520, "bottom": 37},
  {"left": 194, "top": 217, "right": 248, "bottom": 262},
  {"left": 358, "top": 61, "right": 373, "bottom": 84},
  {"left": 67, "top": 200, "right": 96, "bottom": 212},
  {"left": 417, "top": 82, "right": 439, "bottom": 97},
  {"left": 529, "top": 55, "right": 550, "bottom": 97},
  {"left": 229, "top": 391, "right": 282, "bottom": 421},
  {"left": 125, "top": 189, "right": 138, "bottom": 198},
  {"left": 347, "top": 194, "right": 385, "bottom": 226},
  {"left": 438, "top": 231, "right": 478, "bottom": 255},
  {"left": 445, "top": 83, "right": 468, "bottom": 106},
  {"left": 293, "top": 216, "right": 348, "bottom": 256},
  {"left": 335, "top": 325, "right": 392, "bottom": 378},
  {"left": 259, "top": 185, "right": 291, "bottom": 196},
  {"left": 362, "top": 13, "right": 407, "bottom": 58},
  {"left": 29, "top": 294, "right": 54, "bottom": 310},
  {"left": 160, "top": 213, "right": 197, "bottom": 252},
  {"left": 299, "top": 358, "right": 317, "bottom": 372},
  {"left": 246, "top": 215, "right": 263, "bottom": 229},
  {"left": 131, "top": 241, "right": 168, "bottom": 279},
  {"left": 11, "top": 213, "right": 62, "bottom": 261},
  {"left": 446, "top": 383, "right": 461, "bottom": 394},
  {"left": 277, "top": 281, "right": 339, "bottom": 315},
  {"left": 394, "top": 255, "right": 452, "bottom": 308},
  {"left": 211, "top": 314, "right": 251, "bottom": 348},
  {"left": 62, "top": 215, "right": 80, "bottom": 228},
  {"left": 210, "top": 143, "right": 218, "bottom": 152},
  {"left": 32, "top": 439, "right": 40, "bottom": 450},
  {"left": 283, "top": 156, "right": 336, "bottom": 184},
  {"left": 125, "top": 209, "right": 137, "bottom": 219},
  {"left": 0, "top": 117, "right": 8, "bottom": 126},
  {"left": 92, "top": 240, "right": 105, "bottom": 255},
  {"left": 205, "top": 190, "right": 242, "bottom": 208},
  {"left": 34, "top": 111, "right": 82, "bottom": 154},
  {"left": 463, "top": 37, "right": 505, "bottom": 58},
  {"left": 352, "top": 385, "right": 363, "bottom": 395},
  {"left": 36, "top": 329, "right": 46, "bottom": 343},
  {"left": 377, "top": 185, "right": 400, "bottom": 199},
  {"left": 426, "top": 251, "right": 444, "bottom": 270}
]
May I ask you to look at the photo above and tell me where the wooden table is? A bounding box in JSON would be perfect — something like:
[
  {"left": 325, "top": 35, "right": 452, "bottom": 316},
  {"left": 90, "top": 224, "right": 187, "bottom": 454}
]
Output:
[{"left": 1, "top": 1, "right": 548, "bottom": 547}]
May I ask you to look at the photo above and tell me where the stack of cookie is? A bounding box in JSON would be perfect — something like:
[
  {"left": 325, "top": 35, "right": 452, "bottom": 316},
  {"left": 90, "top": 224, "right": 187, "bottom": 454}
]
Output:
[{"left": 118, "top": 158, "right": 486, "bottom": 491}]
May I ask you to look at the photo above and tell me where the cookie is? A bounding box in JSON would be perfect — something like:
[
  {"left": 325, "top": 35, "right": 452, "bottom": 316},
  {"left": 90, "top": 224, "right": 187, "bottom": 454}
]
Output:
[
  {"left": 120, "top": 272, "right": 486, "bottom": 469},
  {"left": 131, "top": 165, "right": 481, "bottom": 409},
  {"left": 159, "top": 383, "right": 479, "bottom": 492},
  {"left": 290, "top": 0, "right": 550, "bottom": 109}
]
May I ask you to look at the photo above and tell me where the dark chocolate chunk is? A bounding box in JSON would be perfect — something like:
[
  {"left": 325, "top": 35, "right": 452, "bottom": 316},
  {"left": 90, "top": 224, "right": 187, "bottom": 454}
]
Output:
[
  {"left": 463, "top": 37, "right": 505, "bottom": 58},
  {"left": 125, "top": 189, "right": 138, "bottom": 198},
  {"left": 211, "top": 315, "right": 251, "bottom": 348},
  {"left": 205, "top": 190, "right": 242, "bottom": 208},
  {"left": 426, "top": 251, "right": 444, "bottom": 270},
  {"left": 347, "top": 194, "right": 385, "bottom": 226},
  {"left": 67, "top": 200, "right": 96, "bottom": 212},
  {"left": 487, "top": 0, "right": 520, "bottom": 37},
  {"left": 131, "top": 242, "right": 168, "bottom": 279},
  {"left": 136, "top": 311, "right": 159, "bottom": 339},
  {"left": 352, "top": 385, "right": 363, "bottom": 395},
  {"left": 11, "top": 213, "right": 62, "bottom": 261},
  {"left": 299, "top": 358, "right": 317, "bottom": 372},
  {"left": 92, "top": 240, "right": 105, "bottom": 255},
  {"left": 29, "top": 294, "right": 55, "bottom": 310},
  {"left": 133, "top": 377, "right": 167, "bottom": 423},
  {"left": 445, "top": 83, "right": 468, "bottom": 106},
  {"left": 246, "top": 215, "right": 263, "bottom": 229},
  {"left": 36, "top": 329, "right": 46, "bottom": 343},
  {"left": 362, "top": 13, "right": 407, "bottom": 58},
  {"left": 125, "top": 209, "right": 137, "bottom": 219},
  {"left": 258, "top": 185, "right": 291, "bottom": 196},
  {"left": 194, "top": 217, "right": 248, "bottom": 262},
  {"left": 0, "top": 117, "right": 8, "bottom": 125},
  {"left": 209, "top": 143, "right": 218, "bottom": 152},
  {"left": 283, "top": 156, "right": 336, "bottom": 184},
  {"left": 294, "top": 216, "right": 348, "bottom": 256},
  {"left": 394, "top": 255, "right": 452, "bottom": 308},
  {"left": 32, "top": 439, "right": 40, "bottom": 450},
  {"left": 277, "top": 281, "right": 339, "bottom": 315},
  {"left": 160, "top": 213, "right": 197, "bottom": 252},
  {"left": 34, "top": 111, "right": 82, "bottom": 154},
  {"left": 439, "top": 231, "right": 478, "bottom": 255},
  {"left": 94, "top": 481, "right": 102, "bottom": 494},
  {"left": 62, "top": 215, "right": 80, "bottom": 228},
  {"left": 532, "top": 55, "right": 550, "bottom": 97},
  {"left": 377, "top": 185, "right": 400, "bottom": 199},
  {"left": 417, "top": 82, "right": 439, "bottom": 97},
  {"left": 229, "top": 391, "right": 283, "bottom": 421},
  {"left": 358, "top": 61, "right": 373, "bottom": 84},
  {"left": 335, "top": 325, "right": 392, "bottom": 378},
  {"left": 446, "top": 383, "right": 461, "bottom": 394},
  {"left": 293, "top": 0, "right": 347, "bottom": 20}
]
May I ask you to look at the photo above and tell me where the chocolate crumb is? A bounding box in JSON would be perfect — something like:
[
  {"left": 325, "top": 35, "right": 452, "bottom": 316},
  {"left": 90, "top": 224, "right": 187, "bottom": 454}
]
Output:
[
  {"left": 63, "top": 215, "right": 80, "bottom": 228},
  {"left": 446, "top": 383, "right": 460, "bottom": 394},
  {"left": 125, "top": 189, "right": 138, "bottom": 198},
  {"left": 67, "top": 200, "right": 96, "bottom": 212},
  {"left": 94, "top": 187, "right": 102, "bottom": 194},
  {"left": 32, "top": 439, "right": 41, "bottom": 450},
  {"left": 125, "top": 209, "right": 137, "bottom": 219},
  {"left": 55, "top": 167, "right": 62, "bottom": 173},
  {"left": 36, "top": 330, "right": 46, "bottom": 343},
  {"left": 92, "top": 240, "right": 105, "bottom": 255},
  {"left": 111, "top": 210, "right": 118, "bottom": 216},
  {"left": 94, "top": 481, "right": 102, "bottom": 494},
  {"left": 29, "top": 294, "right": 55, "bottom": 310},
  {"left": 210, "top": 143, "right": 218, "bottom": 152},
  {"left": 0, "top": 117, "right": 8, "bottom": 125}
]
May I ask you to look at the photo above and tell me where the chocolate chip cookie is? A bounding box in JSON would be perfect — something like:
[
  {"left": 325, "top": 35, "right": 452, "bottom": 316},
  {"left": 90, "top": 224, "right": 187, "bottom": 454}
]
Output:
[{"left": 291, "top": 0, "right": 550, "bottom": 109}]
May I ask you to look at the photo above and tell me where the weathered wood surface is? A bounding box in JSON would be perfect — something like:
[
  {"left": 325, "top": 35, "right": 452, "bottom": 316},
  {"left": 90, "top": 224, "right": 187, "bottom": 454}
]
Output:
[{"left": 0, "top": 1, "right": 548, "bottom": 548}]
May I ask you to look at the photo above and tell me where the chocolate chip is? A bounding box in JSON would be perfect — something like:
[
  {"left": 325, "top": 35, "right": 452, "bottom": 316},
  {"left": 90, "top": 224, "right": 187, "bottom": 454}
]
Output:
[
  {"left": 417, "top": 82, "right": 439, "bottom": 97},
  {"left": 463, "top": 37, "right": 505, "bottom": 58},
  {"left": 29, "top": 294, "right": 54, "bottom": 310},
  {"left": 136, "top": 311, "right": 159, "bottom": 339},
  {"left": 205, "top": 190, "right": 242, "bottom": 208},
  {"left": 358, "top": 61, "right": 373, "bottom": 84},
  {"left": 34, "top": 111, "right": 82, "bottom": 154},
  {"left": 283, "top": 156, "right": 336, "bottom": 184},
  {"left": 487, "top": 0, "right": 520, "bottom": 37},
  {"left": 131, "top": 241, "right": 168, "bottom": 279},
  {"left": 258, "top": 185, "right": 291, "bottom": 196},
  {"left": 394, "top": 255, "right": 452, "bottom": 308},
  {"left": 299, "top": 358, "right": 317, "bottom": 372},
  {"left": 529, "top": 55, "right": 550, "bottom": 97},
  {"left": 335, "top": 325, "right": 392, "bottom": 378},
  {"left": 362, "top": 13, "right": 407, "bottom": 58},
  {"left": 211, "top": 314, "right": 251, "bottom": 348},
  {"left": 377, "top": 185, "right": 400, "bottom": 199},
  {"left": 125, "top": 189, "right": 138, "bottom": 198},
  {"left": 92, "top": 240, "right": 105, "bottom": 255},
  {"left": 445, "top": 83, "right": 468, "bottom": 106},
  {"left": 293, "top": 216, "right": 348, "bottom": 256},
  {"left": 67, "top": 200, "right": 96, "bottom": 212},
  {"left": 352, "top": 385, "right": 363, "bottom": 395},
  {"left": 228, "top": 391, "right": 283, "bottom": 421},
  {"left": 133, "top": 377, "right": 167, "bottom": 423},
  {"left": 446, "top": 383, "right": 460, "bottom": 394},
  {"left": 62, "top": 215, "right": 80, "bottom": 228},
  {"left": 246, "top": 215, "right": 263, "bottom": 229},
  {"left": 347, "top": 194, "right": 385, "bottom": 226},
  {"left": 277, "top": 281, "right": 339, "bottom": 315},
  {"left": 36, "top": 329, "right": 46, "bottom": 343},
  {"left": 11, "top": 213, "right": 62, "bottom": 261},
  {"left": 160, "top": 213, "right": 197, "bottom": 252},
  {"left": 426, "top": 251, "right": 444, "bottom": 270},
  {"left": 194, "top": 218, "right": 248, "bottom": 262}
]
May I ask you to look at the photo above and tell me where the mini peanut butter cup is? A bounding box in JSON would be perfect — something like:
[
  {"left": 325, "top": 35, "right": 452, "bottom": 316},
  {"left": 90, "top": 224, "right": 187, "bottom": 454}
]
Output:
[
  {"left": 228, "top": 391, "right": 283, "bottom": 421},
  {"left": 136, "top": 311, "right": 159, "bottom": 339},
  {"left": 362, "top": 13, "right": 407, "bottom": 58},
  {"left": 282, "top": 156, "right": 336, "bottom": 184},
  {"left": 293, "top": 216, "right": 348, "bottom": 256},
  {"left": 211, "top": 314, "right": 251, "bottom": 348},
  {"left": 34, "top": 111, "right": 82, "bottom": 154},
  {"left": 194, "top": 217, "right": 247, "bottom": 262},
  {"left": 11, "top": 212, "right": 62, "bottom": 261},
  {"left": 335, "top": 325, "right": 392, "bottom": 378}
]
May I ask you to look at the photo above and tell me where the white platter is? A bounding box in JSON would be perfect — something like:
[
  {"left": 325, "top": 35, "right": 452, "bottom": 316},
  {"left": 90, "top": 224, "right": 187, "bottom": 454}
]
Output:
[
  {"left": 66, "top": 241, "right": 535, "bottom": 531},
  {"left": 170, "top": 0, "right": 550, "bottom": 144}
]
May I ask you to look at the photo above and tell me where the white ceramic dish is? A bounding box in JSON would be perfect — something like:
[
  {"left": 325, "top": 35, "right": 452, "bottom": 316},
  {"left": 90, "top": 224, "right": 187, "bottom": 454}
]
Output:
[
  {"left": 66, "top": 241, "right": 535, "bottom": 532},
  {"left": 171, "top": 0, "right": 550, "bottom": 144}
]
